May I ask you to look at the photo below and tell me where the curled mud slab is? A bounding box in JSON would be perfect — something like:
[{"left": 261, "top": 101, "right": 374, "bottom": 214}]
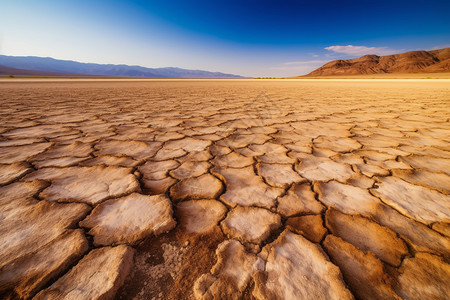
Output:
[{"left": 0, "top": 80, "right": 449, "bottom": 299}]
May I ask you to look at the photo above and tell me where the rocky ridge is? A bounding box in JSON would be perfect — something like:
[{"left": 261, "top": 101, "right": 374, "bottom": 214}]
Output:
[{"left": 305, "top": 47, "right": 450, "bottom": 76}]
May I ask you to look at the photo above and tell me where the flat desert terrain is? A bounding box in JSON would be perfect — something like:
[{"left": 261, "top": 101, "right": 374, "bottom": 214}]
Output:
[{"left": 0, "top": 79, "right": 449, "bottom": 299}]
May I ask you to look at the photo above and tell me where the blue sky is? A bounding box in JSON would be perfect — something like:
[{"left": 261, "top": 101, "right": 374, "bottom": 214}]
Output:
[{"left": 1, "top": 0, "right": 449, "bottom": 76}]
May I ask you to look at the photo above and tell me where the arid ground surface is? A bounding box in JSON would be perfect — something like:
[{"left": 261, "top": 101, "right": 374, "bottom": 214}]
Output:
[{"left": 0, "top": 79, "right": 449, "bottom": 299}]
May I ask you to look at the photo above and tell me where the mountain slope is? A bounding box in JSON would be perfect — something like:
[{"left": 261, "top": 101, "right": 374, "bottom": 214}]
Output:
[
  {"left": 0, "top": 55, "right": 246, "bottom": 78},
  {"left": 0, "top": 65, "right": 93, "bottom": 77},
  {"left": 304, "top": 48, "right": 450, "bottom": 76}
]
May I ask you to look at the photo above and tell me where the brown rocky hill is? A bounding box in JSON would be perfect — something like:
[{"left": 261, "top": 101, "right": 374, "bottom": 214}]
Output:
[{"left": 305, "top": 47, "right": 450, "bottom": 76}]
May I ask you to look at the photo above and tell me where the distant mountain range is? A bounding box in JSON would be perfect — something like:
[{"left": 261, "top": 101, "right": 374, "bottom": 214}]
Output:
[
  {"left": 0, "top": 55, "right": 246, "bottom": 78},
  {"left": 304, "top": 47, "right": 450, "bottom": 76},
  {"left": 0, "top": 65, "right": 91, "bottom": 77}
]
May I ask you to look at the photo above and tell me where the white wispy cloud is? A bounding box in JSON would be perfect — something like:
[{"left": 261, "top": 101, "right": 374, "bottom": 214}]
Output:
[
  {"left": 283, "top": 60, "right": 327, "bottom": 65},
  {"left": 325, "top": 45, "right": 399, "bottom": 56},
  {"left": 431, "top": 44, "right": 450, "bottom": 50},
  {"left": 271, "top": 60, "right": 326, "bottom": 74},
  {"left": 270, "top": 65, "right": 318, "bottom": 74}
]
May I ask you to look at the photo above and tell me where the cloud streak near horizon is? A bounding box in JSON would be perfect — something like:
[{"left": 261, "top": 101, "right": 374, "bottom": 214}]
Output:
[
  {"left": 325, "top": 45, "right": 400, "bottom": 56},
  {"left": 283, "top": 60, "right": 328, "bottom": 65}
]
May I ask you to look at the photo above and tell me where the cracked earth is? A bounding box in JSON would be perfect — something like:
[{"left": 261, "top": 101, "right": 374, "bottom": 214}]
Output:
[{"left": 0, "top": 79, "right": 449, "bottom": 300}]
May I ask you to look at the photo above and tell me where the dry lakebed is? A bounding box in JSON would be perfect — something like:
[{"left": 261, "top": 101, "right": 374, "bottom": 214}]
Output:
[{"left": 0, "top": 79, "right": 449, "bottom": 299}]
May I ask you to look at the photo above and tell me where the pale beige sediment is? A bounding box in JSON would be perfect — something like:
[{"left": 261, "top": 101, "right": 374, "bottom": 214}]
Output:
[
  {"left": 153, "top": 147, "right": 186, "bottom": 161},
  {"left": 315, "top": 181, "right": 381, "bottom": 217},
  {"left": 212, "top": 166, "right": 283, "bottom": 208},
  {"left": 23, "top": 166, "right": 140, "bottom": 205},
  {"left": 324, "top": 235, "right": 400, "bottom": 300},
  {"left": 177, "top": 150, "right": 212, "bottom": 162},
  {"left": 33, "top": 141, "right": 92, "bottom": 160},
  {"left": 212, "top": 151, "right": 253, "bottom": 168},
  {"left": 194, "top": 239, "right": 264, "bottom": 299},
  {"left": 285, "top": 215, "right": 327, "bottom": 243},
  {"left": 80, "top": 193, "right": 176, "bottom": 246},
  {"left": 0, "top": 162, "right": 30, "bottom": 185},
  {"left": 373, "top": 204, "right": 450, "bottom": 256},
  {"left": 0, "top": 181, "right": 47, "bottom": 223},
  {"left": 313, "top": 136, "right": 362, "bottom": 152},
  {"left": 170, "top": 174, "right": 223, "bottom": 201},
  {"left": 253, "top": 230, "right": 354, "bottom": 300},
  {"left": 396, "top": 253, "right": 450, "bottom": 300},
  {"left": 80, "top": 155, "right": 139, "bottom": 168},
  {"left": 325, "top": 208, "right": 408, "bottom": 266},
  {"left": 216, "top": 133, "right": 270, "bottom": 149},
  {"left": 221, "top": 206, "right": 281, "bottom": 244},
  {"left": 170, "top": 161, "right": 210, "bottom": 179},
  {"left": 0, "top": 230, "right": 88, "bottom": 299},
  {"left": 34, "top": 245, "right": 135, "bottom": 300},
  {"left": 392, "top": 168, "right": 450, "bottom": 194},
  {"left": 294, "top": 154, "right": 354, "bottom": 182},
  {"left": 33, "top": 156, "right": 89, "bottom": 168},
  {"left": 142, "top": 177, "right": 177, "bottom": 194},
  {"left": 0, "top": 138, "right": 45, "bottom": 147},
  {"left": 2, "top": 124, "right": 75, "bottom": 139},
  {"left": 139, "top": 160, "right": 180, "bottom": 180},
  {"left": 258, "top": 162, "right": 306, "bottom": 188},
  {"left": 277, "top": 183, "right": 323, "bottom": 217},
  {"left": 95, "top": 139, "right": 161, "bottom": 160},
  {"left": 400, "top": 155, "right": 450, "bottom": 176},
  {"left": 165, "top": 137, "right": 211, "bottom": 152},
  {"left": 0, "top": 200, "right": 90, "bottom": 270},
  {"left": 176, "top": 199, "right": 227, "bottom": 234},
  {"left": 371, "top": 176, "right": 450, "bottom": 225},
  {"left": 0, "top": 142, "right": 52, "bottom": 164}
]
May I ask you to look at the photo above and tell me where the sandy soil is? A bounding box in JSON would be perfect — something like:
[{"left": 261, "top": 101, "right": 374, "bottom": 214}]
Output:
[{"left": 0, "top": 79, "right": 449, "bottom": 299}]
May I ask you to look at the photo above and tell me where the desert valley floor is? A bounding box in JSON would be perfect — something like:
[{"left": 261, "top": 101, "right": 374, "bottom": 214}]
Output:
[{"left": 0, "top": 79, "right": 449, "bottom": 300}]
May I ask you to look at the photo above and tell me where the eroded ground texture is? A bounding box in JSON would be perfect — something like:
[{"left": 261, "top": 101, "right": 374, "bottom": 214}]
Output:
[{"left": 0, "top": 79, "right": 449, "bottom": 300}]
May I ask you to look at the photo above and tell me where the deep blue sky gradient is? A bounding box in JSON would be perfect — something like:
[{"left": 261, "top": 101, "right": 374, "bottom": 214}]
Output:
[{"left": 1, "top": 0, "right": 449, "bottom": 76}]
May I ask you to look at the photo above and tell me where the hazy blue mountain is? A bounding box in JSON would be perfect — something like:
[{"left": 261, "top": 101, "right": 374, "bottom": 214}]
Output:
[{"left": 0, "top": 55, "right": 246, "bottom": 78}]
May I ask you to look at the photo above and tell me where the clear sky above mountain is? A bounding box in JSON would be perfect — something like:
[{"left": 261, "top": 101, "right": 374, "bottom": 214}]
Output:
[{"left": 1, "top": 0, "right": 449, "bottom": 77}]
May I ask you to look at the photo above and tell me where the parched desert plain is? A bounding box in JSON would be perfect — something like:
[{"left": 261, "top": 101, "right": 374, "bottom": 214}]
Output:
[{"left": 0, "top": 79, "right": 449, "bottom": 300}]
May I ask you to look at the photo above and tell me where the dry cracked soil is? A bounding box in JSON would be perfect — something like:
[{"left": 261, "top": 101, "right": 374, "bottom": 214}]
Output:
[{"left": 0, "top": 79, "right": 449, "bottom": 300}]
